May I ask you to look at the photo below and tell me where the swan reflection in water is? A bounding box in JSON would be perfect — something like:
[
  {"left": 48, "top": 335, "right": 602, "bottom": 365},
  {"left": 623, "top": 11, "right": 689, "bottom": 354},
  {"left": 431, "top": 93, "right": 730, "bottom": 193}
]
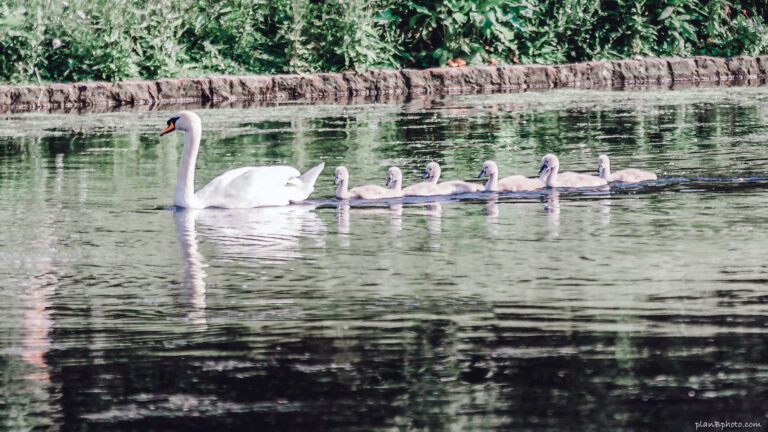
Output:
[{"left": 174, "top": 205, "right": 326, "bottom": 329}]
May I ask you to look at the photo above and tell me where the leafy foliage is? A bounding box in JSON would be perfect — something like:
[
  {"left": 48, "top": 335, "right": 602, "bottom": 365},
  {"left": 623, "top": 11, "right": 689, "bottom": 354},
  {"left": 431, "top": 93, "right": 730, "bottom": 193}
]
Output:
[{"left": 1, "top": 0, "right": 767, "bottom": 84}]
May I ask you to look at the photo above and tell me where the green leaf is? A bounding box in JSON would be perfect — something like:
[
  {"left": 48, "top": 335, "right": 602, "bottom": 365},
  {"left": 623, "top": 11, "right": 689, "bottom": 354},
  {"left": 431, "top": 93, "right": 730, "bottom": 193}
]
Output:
[{"left": 659, "top": 6, "right": 674, "bottom": 20}]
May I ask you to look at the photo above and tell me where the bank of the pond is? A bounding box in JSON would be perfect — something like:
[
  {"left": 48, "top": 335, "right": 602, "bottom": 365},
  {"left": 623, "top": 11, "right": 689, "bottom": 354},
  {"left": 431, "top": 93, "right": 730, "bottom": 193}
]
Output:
[{"left": 2, "top": 55, "right": 768, "bottom": 111}]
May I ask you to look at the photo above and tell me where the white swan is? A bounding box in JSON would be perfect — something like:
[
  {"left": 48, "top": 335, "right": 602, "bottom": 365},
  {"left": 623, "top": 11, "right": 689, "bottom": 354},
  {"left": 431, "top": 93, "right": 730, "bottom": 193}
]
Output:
[
  {"left": 334, "top": 166, "right": 402, "bottom": 200},
  {"left": 598, "top": 154, "right": 657, "bottom": 182},
  {"left": 160, "top": 111, "right": 324, "bottom": 208},
  {"left": 538, "top": 154, "right": 607, "bottom": 188},
  {"left": 403, "top": 161, "right": 483, "bottom": 196},
  {"left": 478, "top": 160, "right": 545, "bottom": 192}
]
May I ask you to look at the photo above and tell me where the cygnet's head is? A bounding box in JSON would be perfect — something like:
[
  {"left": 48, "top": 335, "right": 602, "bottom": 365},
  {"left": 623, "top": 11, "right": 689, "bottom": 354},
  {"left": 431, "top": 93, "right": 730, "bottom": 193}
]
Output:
[
  {"left": 422, "top": 161, "right": 441, "bottom": 180},
  {"left": 597, "top": 154, "right": 610, "bottom": 176},
  {"left": 478, "top": 160, "right": 498, "bottom": 178},
  {"left": 160, "top": 111, "right": 201, "bottom": 136},
  {"left": 539, "top": 154, "right": 560, "bottom": 177},
  {"left": 386, "top": 167, "right": 402, "bottom": 188},
  {"left": 334, "top": 166, "right": 349, "bottom": 185}
]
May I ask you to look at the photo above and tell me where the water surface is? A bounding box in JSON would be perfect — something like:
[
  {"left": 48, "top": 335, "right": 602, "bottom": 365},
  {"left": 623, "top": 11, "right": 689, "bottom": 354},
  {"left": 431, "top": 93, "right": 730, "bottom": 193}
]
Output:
[{"left": 1, "top": 87, "right": 768, "bottom": 431}]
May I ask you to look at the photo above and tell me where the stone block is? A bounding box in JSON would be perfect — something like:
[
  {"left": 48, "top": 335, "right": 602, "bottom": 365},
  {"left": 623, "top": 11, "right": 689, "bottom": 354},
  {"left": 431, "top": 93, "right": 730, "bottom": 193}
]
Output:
[
  {"left": 587, "top": 61, "right": 614, "bottom": 85},
  {"left": 316, "top": 72, "right": 348, "bottom": 95},
  {"left": 400, "top": 69, "right": 429, "bottom": 92},
  {"left": 755, "top": 55, "right": 768, "bottom": 76},
  {"left": 694, "top": 56, "right": 727, "bottom": 81},
  {"left": 370, "top": 69, "right": 407, "bottom": 94},
  {"left": 76, "top": 82, "right": 116, "bottom": 105},
  {"left": 525, "top": 65, "right": 557, "bottom": 87},
  {"left": 497, "top": 65, "right": 526, "bottom": 88},
  {"left": 726, "top": 55, "right": 759, "bottom": 79},
  {"left": 115, "top": 80, "right": 156, "bottom": 104},
  {"left": 667, "top": 58, "right": 697, "bottom": 81},
  {"left": 48, "top": 83, "right": 78, "bottom": 106},
  {"left": 178, "top": 78, "right": 211, "bottom": 101},
  {"left": 155, "top": 79, "right": 184, "bottom": 101},
  {"left": 555, "top": 63, "right": 590, "bottom": 87},
  {"left": 208, "top": 76, "right": 234, "bottom": 101},
  {"left": 237, "top": 75, "right": 273, "bottom": 99}
]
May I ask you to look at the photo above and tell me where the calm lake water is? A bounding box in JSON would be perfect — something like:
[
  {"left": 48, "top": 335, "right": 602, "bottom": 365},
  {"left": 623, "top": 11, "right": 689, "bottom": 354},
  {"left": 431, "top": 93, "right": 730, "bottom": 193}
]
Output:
[{"left": 1, "top": 87, "right": 768, "bottom": 431}]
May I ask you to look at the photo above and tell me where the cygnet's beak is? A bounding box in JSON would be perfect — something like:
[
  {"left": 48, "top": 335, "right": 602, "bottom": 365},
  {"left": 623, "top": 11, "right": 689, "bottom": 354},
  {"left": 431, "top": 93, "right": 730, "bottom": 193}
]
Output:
[
  {"left": 422, "top": 170, "right": 429, "bottom": 179},
  {"left": 386, "top": 176, "right": 392, "bottom": 187},
  {"left": 333, "top": 176, "right": 339, "bottom": 185},
  {"left": 538, "top": 163, "right": 548, "bottom": 175},
  {"left": 478, "top": 168, "right": 487, "bottom": 178}
]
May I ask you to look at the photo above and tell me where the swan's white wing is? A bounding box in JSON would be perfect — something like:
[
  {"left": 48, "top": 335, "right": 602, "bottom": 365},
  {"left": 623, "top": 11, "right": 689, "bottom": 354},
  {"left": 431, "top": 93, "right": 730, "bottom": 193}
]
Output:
[{"left": 195, "top": 165, "right": 303, "bottom": 208}]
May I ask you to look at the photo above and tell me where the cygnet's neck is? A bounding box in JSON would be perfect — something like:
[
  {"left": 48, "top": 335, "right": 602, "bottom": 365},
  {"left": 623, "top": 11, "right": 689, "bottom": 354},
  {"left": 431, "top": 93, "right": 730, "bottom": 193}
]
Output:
[
  {"left": 389, "top": 178, "right": 401, "bottom": 193},
  {"left": 600, "top": 164, "right": 611, "bottom": 180},
  {"left": 336, "top": 177, "right": 349, "bottom": 199},
  {"left": 485, "top": 170, "right": 499, "bottom": 192},
  {"left": 429, "top": 167, "right": 440, "bottom": 184},
  {"left": 175, "top": 123, "right": 202, "bottom": 208},
  {"left": 543, "top": 164, "right": 559, "bottom": 187}
]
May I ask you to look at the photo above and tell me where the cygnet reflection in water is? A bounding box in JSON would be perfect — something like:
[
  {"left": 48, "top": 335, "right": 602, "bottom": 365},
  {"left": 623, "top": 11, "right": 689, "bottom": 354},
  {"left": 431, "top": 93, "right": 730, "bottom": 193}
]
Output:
[
  {"left": 408, "top": 202, "right": 442, "bottom": 250},
  {"left": 600, "top": 199, "right": 612, "bottom": 226},
  {"left": 483, "top": 195, "right": 500, "bottom": 218},
  {"left": 335, "top": 203, "right": 405, "bottom": 244},
  {"left": 542, "top": 189, "right": 561, "bottom": 237},
  {"left": 483, "top": 194, "right": 500, "bottom": 238}
]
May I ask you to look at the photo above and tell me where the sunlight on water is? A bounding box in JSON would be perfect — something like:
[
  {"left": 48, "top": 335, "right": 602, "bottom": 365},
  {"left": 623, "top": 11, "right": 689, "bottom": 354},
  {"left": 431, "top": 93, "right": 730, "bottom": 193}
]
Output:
[{"left": 1, "top": 86, "right": 767, "bottom": 430}]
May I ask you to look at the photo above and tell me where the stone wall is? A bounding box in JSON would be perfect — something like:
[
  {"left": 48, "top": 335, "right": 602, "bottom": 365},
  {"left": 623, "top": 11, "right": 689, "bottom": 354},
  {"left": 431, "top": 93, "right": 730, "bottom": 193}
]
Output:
[{"left": 2, "top": 55, "right": 768, "bottom": 111}]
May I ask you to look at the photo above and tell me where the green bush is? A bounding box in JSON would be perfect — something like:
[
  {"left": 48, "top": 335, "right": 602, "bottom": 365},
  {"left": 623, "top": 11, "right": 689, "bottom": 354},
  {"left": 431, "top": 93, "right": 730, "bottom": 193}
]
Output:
[{"left": 0, "top": 0, "right": 767, "bottom": 84}]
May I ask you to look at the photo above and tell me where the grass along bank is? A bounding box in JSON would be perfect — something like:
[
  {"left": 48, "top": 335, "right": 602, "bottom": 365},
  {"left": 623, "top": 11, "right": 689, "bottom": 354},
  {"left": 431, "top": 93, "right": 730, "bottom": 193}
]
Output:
[{"left": 1, "top": 0, "right": 768, "bottom": 85}]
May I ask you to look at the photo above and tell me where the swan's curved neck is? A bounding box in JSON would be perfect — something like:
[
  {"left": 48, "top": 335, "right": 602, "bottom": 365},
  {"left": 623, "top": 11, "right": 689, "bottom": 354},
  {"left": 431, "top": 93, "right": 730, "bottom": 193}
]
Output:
[
  {"left": 485, "top": 171, "right": 499, "bottom": 192},
  {"left": 391, "top": 177, "right": 402, "bottom": 193},
  {"left": 175, "top": 123, "right": 202, "bottom": 208}
]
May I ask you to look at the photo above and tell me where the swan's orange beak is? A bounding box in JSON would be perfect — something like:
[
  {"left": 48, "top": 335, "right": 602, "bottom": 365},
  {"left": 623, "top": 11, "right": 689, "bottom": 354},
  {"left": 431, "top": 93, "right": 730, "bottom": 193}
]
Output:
[{"left": 159, "top": 123, "right": 175, "bottom": 136}]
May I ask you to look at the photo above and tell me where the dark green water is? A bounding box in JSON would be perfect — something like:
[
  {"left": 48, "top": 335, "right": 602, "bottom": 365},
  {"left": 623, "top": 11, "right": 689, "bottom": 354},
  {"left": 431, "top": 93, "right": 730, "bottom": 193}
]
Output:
[{"left": 1, "top": 87, "right": 768, "bottom": 431}]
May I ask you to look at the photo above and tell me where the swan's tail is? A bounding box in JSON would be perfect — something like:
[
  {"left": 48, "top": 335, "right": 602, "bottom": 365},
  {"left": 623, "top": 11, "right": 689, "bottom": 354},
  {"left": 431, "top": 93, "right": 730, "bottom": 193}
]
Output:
[{"left": 298, "top": 162, "right": 325, "bottom": 188}]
